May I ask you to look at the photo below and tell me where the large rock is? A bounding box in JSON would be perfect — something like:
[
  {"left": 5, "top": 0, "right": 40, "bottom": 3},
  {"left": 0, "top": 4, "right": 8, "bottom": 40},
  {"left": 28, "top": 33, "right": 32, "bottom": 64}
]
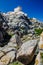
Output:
[
  {"left": 0, "top": 46, "right": 16, "bottom": 65},
  {"left": 0, "top": 28, "right": 11, "bottom": 47},
  {"left": 0, "top": 52, "right": 16, "bottom": 65},
  {"left": 17, "top": 39, "right": 38, "bottom": 65}
]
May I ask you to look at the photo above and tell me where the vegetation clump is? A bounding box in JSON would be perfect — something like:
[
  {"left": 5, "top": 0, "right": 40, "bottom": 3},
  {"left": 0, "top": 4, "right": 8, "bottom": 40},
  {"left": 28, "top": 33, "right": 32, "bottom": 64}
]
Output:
[
  {"left": 9, "top": 61, "right": 24, "bottom": 65},
  {"left": 35, "top": 28, "right": 43, "bottom": 35}
]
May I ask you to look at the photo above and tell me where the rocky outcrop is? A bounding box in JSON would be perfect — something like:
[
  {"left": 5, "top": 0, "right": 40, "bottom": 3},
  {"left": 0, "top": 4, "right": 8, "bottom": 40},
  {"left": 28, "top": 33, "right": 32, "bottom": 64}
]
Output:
[
  {"left": 30, "top": 18, "right": 43, "bottom": 29},
  {"left": 2, "top": 7, "right": 43, "bottom": 36},
  {"left": 0, "top": 39, "right": 38, "bottom": 65},
  {"left": 0, "top": 6, "right": 43, "bottom": 65},
  {"left": 17, "top": 39, "right": 38, "bottom": 65},
  {"left": 0, "top": 7, "right": 43, "bottom": 36},
  {"left": 3, "top": 7, "right": 32, "bottom": 35}
]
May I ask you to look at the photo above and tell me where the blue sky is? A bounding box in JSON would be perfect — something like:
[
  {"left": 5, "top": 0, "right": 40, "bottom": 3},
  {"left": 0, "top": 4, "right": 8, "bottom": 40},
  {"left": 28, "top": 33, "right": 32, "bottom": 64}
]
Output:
[{"left": 0, "top": 0, "right": 43, "bottom": 21}]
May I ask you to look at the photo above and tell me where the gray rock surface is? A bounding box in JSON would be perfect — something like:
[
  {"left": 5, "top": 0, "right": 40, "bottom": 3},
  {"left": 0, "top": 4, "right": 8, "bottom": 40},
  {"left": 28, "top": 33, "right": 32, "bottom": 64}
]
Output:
[
  {"left": 17, "top": 39, "right": 38, "bottom": 65},
  {"left": 0, "top": 39, "right": 38, "bottom": 65},
  {"left": 0, "top": 46, "right": 16, "bottom": 65},
  {"left": 0, "top": 7, "right": 43, "bottom": 36},
  {"left": 0, "top": 7, "right": 43, "bottom": 65},
  {"left": 3, "top": 7, "right": 32, "bottom": 35},
  {"left": 8, "top": 35, "right": 17, "bottom": 47}
]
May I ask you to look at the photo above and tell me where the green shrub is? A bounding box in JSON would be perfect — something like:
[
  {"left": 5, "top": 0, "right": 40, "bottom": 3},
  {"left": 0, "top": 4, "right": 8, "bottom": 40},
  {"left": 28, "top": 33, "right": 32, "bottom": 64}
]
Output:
[{"left": 35, "top": 28, "right": 43, "bottom": 35}]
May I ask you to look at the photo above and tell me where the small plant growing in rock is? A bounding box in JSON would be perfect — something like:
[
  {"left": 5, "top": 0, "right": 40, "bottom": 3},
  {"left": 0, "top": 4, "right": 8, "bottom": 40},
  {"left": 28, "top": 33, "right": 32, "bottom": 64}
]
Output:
[{"left": 9, "top": 61, "right": 24, "bottom": 65}]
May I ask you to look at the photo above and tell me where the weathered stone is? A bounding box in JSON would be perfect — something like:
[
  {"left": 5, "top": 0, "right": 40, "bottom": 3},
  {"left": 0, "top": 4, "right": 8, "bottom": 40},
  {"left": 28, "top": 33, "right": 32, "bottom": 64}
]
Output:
[
  {"left": 0, "top": 50, "right": 16, "bottom": 65},
  {"left": 17, "top": 40, "right": 38, "bottom": 65},
  {"left": 0, "top": 55, "right": 11, "bottom": 65},
  {"left": 34, "top": 53, "right": 40, "bottom": 65},
  {"left": 0, "top": 51, "right": 4, "bottom": 58},
  {"left": 2, "top": 46, "right": 16, "bottom": 53},
  {"left": 8, "top": 35, "right": 17, "bottom": 47},
  {"left": 0, "top": 62, "right": 4, "bottom": 65},
  {"left": 35, "top": 32, "right": 43, "bottom": 65},
  {"left": 0, "top": 45, "right": 16, "bottom": 65}
]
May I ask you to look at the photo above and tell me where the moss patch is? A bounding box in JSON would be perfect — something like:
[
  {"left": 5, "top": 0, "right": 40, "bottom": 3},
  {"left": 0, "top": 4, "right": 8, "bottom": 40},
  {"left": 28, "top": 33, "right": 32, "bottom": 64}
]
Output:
[{"left": 9, "top": 61, "right": 24, "bottom": 65}]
